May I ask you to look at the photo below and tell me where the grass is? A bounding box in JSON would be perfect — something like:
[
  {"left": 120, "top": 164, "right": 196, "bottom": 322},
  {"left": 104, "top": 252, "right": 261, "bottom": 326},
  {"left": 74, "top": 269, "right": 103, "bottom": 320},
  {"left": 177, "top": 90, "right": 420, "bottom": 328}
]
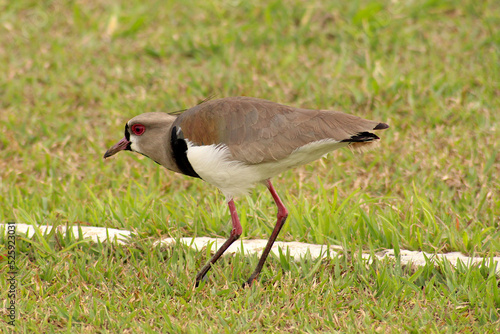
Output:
[{"left": 1, "top": 0, "right": 499, "bottom": 332}]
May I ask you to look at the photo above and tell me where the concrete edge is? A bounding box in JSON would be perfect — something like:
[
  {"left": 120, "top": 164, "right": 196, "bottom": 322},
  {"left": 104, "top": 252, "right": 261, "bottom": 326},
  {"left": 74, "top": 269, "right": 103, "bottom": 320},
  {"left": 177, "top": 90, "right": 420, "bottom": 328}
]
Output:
[{"left": 2, "top": 223, "right": 499, "bottom": 274}]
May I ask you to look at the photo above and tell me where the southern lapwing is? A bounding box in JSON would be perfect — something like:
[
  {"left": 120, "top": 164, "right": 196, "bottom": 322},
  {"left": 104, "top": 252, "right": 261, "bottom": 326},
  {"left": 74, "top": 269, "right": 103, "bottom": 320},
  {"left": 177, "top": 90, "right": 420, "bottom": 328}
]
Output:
[{"left": 104, "top": 96, "right": 389, "bottom": 287}]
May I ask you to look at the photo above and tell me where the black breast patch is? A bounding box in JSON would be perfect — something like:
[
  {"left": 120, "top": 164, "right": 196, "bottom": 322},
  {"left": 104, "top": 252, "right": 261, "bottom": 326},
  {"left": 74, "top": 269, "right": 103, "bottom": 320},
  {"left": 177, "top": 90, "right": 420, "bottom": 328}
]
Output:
[{"left": 170, "top": 126, "right": 201, "bottom": 179}]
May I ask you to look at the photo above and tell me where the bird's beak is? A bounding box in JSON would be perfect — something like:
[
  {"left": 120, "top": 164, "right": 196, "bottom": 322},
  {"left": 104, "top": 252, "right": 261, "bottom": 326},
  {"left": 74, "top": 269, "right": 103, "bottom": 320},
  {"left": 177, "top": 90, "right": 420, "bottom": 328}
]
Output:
[{"left": 103, "top": 137, "right": 131, "bottom": 159}]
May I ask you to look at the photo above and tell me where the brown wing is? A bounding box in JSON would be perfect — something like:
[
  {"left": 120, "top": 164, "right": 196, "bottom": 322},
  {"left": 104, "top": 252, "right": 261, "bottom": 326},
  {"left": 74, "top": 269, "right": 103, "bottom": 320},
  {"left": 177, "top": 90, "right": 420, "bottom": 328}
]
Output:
[{"left": 174, "top": 96, "right": 387, "bottom": 164}]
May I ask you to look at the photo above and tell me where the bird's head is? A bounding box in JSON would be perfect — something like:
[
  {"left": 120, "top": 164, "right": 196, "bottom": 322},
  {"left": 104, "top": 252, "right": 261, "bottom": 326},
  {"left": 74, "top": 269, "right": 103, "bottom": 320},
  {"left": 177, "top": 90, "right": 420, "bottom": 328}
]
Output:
[{"left": 104, "top": 112, "right": 177, "bottom": 167}]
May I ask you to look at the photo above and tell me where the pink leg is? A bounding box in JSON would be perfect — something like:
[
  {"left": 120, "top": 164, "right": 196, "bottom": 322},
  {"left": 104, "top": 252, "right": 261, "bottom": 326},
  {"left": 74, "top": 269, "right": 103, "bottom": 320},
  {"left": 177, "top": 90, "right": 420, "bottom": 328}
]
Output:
[
  {"left": 244, "top": 179, "right": 289, "bottom": 287},
  {"left": 195, "top": 199, "right": 242, "bottom": 286}
]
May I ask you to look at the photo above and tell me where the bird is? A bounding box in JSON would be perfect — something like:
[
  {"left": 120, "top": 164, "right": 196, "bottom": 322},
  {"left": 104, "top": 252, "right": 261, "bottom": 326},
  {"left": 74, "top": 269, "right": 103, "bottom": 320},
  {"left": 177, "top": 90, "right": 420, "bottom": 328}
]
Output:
[{"left": 103, "top": 96, "right": 389, "bottom": 287}]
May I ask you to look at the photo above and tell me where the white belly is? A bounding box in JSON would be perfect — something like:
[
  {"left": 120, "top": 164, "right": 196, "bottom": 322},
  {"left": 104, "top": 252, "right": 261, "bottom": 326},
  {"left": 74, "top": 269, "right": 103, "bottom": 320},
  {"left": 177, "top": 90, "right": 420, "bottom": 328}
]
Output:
[{"left": 186, "top": 139, "right": 347, "bottom": 198}]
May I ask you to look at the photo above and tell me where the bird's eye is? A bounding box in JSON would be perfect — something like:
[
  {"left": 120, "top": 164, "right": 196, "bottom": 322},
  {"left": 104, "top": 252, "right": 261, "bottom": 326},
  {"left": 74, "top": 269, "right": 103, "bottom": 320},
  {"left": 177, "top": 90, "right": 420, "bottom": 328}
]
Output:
[{"left": 131, "top": 124, "right": 146, "bottom": 136}]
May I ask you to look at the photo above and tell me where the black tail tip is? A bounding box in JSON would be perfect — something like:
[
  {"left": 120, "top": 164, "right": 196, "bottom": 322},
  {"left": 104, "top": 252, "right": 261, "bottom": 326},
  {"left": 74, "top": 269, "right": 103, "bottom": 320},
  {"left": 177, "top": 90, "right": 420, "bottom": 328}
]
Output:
[{"left": 374, "top": 122, "right": 389, "bottom": 130}]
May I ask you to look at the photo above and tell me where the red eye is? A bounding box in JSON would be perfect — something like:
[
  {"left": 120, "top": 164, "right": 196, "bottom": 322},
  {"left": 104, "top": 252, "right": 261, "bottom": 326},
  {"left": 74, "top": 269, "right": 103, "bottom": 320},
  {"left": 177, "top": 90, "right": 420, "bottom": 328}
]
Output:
[{"left": 131, "top": 124, "right": 145, "bottom": 136}]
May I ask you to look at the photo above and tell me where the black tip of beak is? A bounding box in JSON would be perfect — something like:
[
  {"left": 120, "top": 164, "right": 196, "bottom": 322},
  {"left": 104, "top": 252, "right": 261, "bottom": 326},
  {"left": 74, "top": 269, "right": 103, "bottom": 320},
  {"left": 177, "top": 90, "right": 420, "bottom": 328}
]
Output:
[
  {"left": 103, "top": 150, "right": 113, "bottom": 159},
  {"left": 103, "top": 137, "right": 131, "bottom": 159}
]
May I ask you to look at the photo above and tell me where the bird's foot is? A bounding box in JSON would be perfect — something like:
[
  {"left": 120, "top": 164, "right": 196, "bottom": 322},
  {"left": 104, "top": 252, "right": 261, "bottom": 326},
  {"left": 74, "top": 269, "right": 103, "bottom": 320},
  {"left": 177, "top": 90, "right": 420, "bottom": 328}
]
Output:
[
  {"left": 242, "top": 276, "right": 257, "bottom": 288},
  {"left": 195, "top": 274, "right": 209, "bottom": 287}
]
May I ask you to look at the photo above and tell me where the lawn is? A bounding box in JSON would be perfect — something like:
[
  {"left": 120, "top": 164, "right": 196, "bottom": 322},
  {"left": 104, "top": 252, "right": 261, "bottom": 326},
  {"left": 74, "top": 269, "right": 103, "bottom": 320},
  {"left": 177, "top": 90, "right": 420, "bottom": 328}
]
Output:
[{"left": 1, "top": 0, "right": 499, "bottom": 332}]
